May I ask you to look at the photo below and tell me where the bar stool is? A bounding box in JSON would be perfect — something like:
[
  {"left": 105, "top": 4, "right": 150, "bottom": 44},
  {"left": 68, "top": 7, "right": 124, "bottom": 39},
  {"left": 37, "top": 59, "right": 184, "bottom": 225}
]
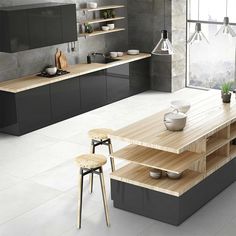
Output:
[
  {"left": 75, "top": 154, "right": 110, "bottom": 229},
  {"left": 88, "top": 128, "right": 115, "bottom": 193}
]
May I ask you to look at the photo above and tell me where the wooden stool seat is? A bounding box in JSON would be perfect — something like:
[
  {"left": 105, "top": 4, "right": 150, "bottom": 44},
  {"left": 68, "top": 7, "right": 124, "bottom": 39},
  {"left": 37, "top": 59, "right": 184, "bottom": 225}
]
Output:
[
  {"left": 88, "top": 128, "right": 113, "bottom": 140},
  {"left": 75, "top": 154, "right": 107, "bottom": 169}
]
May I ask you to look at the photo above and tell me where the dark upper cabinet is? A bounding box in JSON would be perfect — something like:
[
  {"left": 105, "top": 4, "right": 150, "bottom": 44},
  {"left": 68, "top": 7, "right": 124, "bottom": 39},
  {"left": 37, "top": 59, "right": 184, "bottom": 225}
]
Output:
[
  {"left": 80, "top": 70, "right": 107, "bottom": 112},
  {"left": 50, "top": 77, "right": 81, "bottom": 123},
  {"left": 106, "top": 64, "right": 130, "bottom": 103},
  {"left": 0, "top": 3, "right": 77, "bottom": 53}
]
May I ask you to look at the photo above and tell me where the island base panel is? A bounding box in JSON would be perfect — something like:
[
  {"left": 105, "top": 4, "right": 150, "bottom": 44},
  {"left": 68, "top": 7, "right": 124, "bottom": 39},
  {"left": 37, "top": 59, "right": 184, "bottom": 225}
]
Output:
[{"left": 111, "top": 159, "right": 236, "bottom": 226}]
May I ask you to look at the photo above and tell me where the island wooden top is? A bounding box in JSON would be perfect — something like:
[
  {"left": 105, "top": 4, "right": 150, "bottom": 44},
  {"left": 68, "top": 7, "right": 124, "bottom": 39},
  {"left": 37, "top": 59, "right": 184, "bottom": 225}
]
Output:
[
  {"left": 0, "top": 53, "right": 151, "bottom": 93},
  {"left": 109, "top": 91, "right": 236, "bottom": 154}
]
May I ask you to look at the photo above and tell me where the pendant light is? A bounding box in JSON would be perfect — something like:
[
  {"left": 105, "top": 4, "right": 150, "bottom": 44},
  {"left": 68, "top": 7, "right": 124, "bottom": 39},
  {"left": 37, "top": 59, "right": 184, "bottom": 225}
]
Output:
[
  {"left": 215, "top": 0, "right": 236, "bottom": 37},
  {"left": 152, "top": 0, "right": 174, "bottom": 56},
  {"left": 188, "top": 0, "right": 209, "bottom": 45}
]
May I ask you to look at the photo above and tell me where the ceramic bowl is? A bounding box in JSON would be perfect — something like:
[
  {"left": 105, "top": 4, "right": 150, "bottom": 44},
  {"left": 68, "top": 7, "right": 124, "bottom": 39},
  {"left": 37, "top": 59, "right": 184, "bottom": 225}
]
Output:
[
  {"left": 167, "top": 171, "right": 182, "bottom": 179},
  {"left": 127, "top": 49, "right": 140, "bottom": 55},
  {"left": 171, "top": 100, "right": 191, "bottom": 113},
  {"left": 46, "top": 67, "right": 57, "bottom": 75},
  {"left": 102, "top": 26, "right": 110, "bottom": 31},
  {"left": 110, "top": 52, "right": 118, "bottom": 58},
  {"left": 149, "top": 169, "right": 162, "bottom": 179},
  {"left": 107, "top": 23, "right": 115, "bottom": 30},
  {"left": 117, "top": 52, "right": 124, "bottom": 57},
  {"left": 87, "top": 2, "right": 97, "bottom": 9},
  {"left": 164, "top": 111, "right": 187, "bottom": 131}
]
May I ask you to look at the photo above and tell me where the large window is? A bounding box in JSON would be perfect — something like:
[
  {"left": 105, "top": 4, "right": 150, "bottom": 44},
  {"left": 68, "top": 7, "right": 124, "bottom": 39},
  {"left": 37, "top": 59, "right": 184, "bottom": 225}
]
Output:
[{"left": 187, "top": 0, "right": 236, "bottom": 89}]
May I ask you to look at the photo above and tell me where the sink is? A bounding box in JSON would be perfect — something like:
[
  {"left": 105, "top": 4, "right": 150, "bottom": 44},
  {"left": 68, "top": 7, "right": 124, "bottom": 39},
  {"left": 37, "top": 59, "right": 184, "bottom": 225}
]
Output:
[{"left": 94, "top": 57, "right": 121, "bottom": 64}]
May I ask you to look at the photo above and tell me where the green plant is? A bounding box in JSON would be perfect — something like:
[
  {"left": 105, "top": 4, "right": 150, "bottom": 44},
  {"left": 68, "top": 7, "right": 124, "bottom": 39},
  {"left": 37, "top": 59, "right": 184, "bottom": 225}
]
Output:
[{"left": 221, "top": 81, "right": 232, "bottom": 94}]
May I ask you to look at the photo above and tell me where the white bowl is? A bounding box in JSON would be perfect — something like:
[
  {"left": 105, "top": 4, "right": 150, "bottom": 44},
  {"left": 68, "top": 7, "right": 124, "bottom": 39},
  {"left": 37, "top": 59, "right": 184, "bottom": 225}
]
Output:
[
  {"left": 127, "top": 49, "right": 140, "bottom": 55},
  {"left": 87, "top": 2, "right": 97, "bottom": 9},
  {"left": 171, "top": 100, "right": 191, "bottom": 113},
  {"left": 102, "top": 26, "right": 109, "bottom": 31},
  {"left": 117, "top": 52, "right": 124, "bottom": 57},
  {"left": 149, "top": 169, "right": 162, "bottom": 179},
  {"left": 167, "top": 171, "right": 182, "bottom": 179},
  {"left": 110, "top": 52, "right": 118, "bottom": 58},
  {"left": 46, "top": 67, "right": 57, "bottom": 75},
  {"left": 107, "top": 23, "right": 115, "bottom": 30}
]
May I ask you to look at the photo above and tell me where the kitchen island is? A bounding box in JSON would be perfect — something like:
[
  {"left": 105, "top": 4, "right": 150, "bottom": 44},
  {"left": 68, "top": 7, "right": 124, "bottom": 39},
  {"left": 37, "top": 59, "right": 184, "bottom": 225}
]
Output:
[{"left": 109, "top": 92, "right": 236, "bottom": 225}]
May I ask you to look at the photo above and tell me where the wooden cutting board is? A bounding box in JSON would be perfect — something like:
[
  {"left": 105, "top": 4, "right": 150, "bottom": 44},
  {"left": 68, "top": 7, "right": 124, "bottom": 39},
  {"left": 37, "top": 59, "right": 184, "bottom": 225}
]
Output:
[
  {"left": 58, "top": 51, "right": 68, "bottom": 69},
  {"left": 55, "top": 48, "right": 61, "bottom": 68}
]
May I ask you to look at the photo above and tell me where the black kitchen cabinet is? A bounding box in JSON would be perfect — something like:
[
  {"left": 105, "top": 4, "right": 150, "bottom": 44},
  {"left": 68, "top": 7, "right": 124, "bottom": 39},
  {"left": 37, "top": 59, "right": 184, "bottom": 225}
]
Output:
[
  {"left": 28, "top": 6, "right": 62, "bottom": 48},
  {"left": 80, "top": 70, "right": 107, "bottom": 112},
  {"left": 50, "top": 77, "right": 81, "bottom": 122},
  {"left": 106, "top": 64, "right": 130, "bottom": 103},
  {"left": 16, "top": 86, "right": 51, "bottom": 135},
  {"left": 129, "top": 59, "right": 150, "bottom": 95},
  {"left": 0, "top": 3, "right": 77, "bottom": 53}
]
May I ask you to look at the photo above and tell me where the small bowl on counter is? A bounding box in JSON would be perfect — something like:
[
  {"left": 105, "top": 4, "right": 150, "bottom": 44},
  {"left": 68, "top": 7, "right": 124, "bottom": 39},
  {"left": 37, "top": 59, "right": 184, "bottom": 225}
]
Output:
[
  {"left": 110, "top": 52, "right": 118, "bottom": 58},
  {"left": 166, "top": 171, "right": 182, "bottom": 179},
  {"left": 149, "top": 168, "right": 162, "bottom": 179},
  {"left": 102, "top": 26, "right": 109, "bottom": 31},
  {"left": 171, "top": 100, "right": 191, "bottom": 114},
  {"left": 45, "top": 66, "right": 57, "bottom": 75},
  {"left": 117, "top": 52, "right": 124, "bottom": 57},
  {"left": 127, "top": 49, "right": 140, "bottom": 55},
  {"left": 87, "top": 2, "right": 97, "bottom": 9}
]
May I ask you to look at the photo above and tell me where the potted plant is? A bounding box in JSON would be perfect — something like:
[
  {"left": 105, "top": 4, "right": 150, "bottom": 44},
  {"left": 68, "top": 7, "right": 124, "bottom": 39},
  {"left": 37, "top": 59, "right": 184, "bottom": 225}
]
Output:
[{"left": 221, "top": 81, "right": 232, "bottom": 103}]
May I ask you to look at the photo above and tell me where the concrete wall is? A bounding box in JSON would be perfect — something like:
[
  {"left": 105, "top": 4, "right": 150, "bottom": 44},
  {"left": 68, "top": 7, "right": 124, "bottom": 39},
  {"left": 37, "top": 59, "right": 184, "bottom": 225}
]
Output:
[
  {"left": 128, "top": 0, "right": 186, "bottom": 92},
  {"left": 0, "top": 0, "right": 128, "bottom": 82}
]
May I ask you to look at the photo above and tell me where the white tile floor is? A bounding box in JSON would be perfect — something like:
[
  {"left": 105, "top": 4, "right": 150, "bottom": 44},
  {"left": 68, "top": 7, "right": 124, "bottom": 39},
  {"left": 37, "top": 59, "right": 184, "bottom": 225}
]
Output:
[{"left": 0, "top": 88, "right": 236, "bottom": 236}]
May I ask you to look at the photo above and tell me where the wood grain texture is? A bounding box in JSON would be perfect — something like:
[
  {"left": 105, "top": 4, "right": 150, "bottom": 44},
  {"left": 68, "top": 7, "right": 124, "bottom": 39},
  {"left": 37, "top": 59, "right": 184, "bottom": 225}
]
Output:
[
  {"left": 110, "top": 163, "right": 204, "bottom": 197},
  {"left": 110, "top": 145, "right": 202, "bottom": 174},
  {"left": 109, "top": 94, "right": 236, "bottom": 154},
  {"left": 0, "top": 53, "right": 151, "bottom": 93},
  {"left": 80, "top": 28, "right": 125, "bottom": 38}
]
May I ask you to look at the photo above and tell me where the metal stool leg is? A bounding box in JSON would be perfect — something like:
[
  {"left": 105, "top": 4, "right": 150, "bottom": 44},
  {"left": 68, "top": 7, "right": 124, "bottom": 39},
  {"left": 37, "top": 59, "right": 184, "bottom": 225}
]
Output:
[
  {"left": 89, "top": 140, "right": 95, "bottom": 193},
  {"left": 108, "top": 139, "right": 115, "bottom": 172},
  {"left": 99, "top": 167, "right": 110, "bottom": 227},
  {"left": 77, "top": 168, "right": 84, "bottom": 229}
]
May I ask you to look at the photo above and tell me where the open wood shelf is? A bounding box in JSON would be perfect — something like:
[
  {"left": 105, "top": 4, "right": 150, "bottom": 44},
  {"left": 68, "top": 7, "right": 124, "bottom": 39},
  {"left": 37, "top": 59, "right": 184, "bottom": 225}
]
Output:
[
  {"left": 79, "top": 28, "right": 125, "bottom": 37},
  {"left": 111, "top": 145, "right": 203, "bottom": 174},
  {"left": 229, "top": 144, "right": 236, "bottom": 159},
  {"left": 230, "top": 122, "right": 236, "bottom": 140},
  {"left": 110, "top": 163, "right": 204, "bottom": 197},
  {"left": 206, "top": 137, "right": 229, "bottom": 155},
  {"left": 206, "top": 152, "right": 229, "bottom": 176},
  {"left": 81, "top": 16, "right": 125, "bottom": 25},
  {"left": 80, "top": 5, "right": 125, "bottom": 12}
]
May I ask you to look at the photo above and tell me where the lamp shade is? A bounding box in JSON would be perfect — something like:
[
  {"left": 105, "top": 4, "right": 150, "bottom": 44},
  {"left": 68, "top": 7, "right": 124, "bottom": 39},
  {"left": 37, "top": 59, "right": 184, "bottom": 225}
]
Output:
[
  {"left": 152, "top": 30, "right": 174, "bottom": 56},
  {"left": 188, "top": 22, "right": 209, "bottom": 45},
  {"left": 215, "top": 17, "right": 236, "bottom": 37}
]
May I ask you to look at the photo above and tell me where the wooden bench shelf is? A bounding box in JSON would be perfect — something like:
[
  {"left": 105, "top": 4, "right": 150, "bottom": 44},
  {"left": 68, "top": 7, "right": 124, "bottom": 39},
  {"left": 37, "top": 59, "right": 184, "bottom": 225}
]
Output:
[
  {"left": 229, "top": 144, "right": 236, "bottom": 159},
  {"left": 111, "top": 145, "right": 202, "bottom": 174},
  {"left": 230, "top": 122, "right": 236, "bottom": 140},
  {"left": 110, "top": 163, "right": 204, "bottom": 197}
]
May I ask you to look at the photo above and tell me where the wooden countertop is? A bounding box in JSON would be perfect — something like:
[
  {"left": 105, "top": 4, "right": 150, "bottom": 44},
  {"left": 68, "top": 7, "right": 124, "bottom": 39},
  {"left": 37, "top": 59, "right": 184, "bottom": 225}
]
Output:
[
  {"left": 0, "top": 53, "right": 151, "bottom": 93},
  {"left": 110, "top": 91, "right": 236, "bottom": 154}
]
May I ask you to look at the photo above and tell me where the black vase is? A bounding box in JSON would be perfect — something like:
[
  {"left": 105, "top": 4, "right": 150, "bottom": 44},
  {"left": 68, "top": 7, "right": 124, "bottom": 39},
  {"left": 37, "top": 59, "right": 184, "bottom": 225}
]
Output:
[{"left": 222, "top": 93, "right": 231, "bottom": 103}]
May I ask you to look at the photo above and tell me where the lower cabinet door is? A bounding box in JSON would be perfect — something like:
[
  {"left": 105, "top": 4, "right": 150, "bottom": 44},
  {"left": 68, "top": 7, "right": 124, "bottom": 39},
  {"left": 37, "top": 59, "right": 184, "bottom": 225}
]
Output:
[
  {"left": 80, "top": 70, "right": 107, "bottom": 112},
  {"left": 15, "top": 85, "right": 51, "bottom": 134},
  {"left": 50, "top": 77, "right": 81, "bottom": 122},
  {"left": 106, "top": 64, "right": 130, "bottom": 103}
]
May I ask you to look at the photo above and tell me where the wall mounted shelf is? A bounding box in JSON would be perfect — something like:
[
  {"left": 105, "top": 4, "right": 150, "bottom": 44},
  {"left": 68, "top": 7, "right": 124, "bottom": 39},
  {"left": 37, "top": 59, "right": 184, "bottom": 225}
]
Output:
[
  {"left": 81, "top": 16, "right": 125, "bottom": 25},
  {"left": 79, "top": 28, "right": 125, "bottom": 38},
  {"left": 79, "top": 5, "right": 125, "bottom": 12}
]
